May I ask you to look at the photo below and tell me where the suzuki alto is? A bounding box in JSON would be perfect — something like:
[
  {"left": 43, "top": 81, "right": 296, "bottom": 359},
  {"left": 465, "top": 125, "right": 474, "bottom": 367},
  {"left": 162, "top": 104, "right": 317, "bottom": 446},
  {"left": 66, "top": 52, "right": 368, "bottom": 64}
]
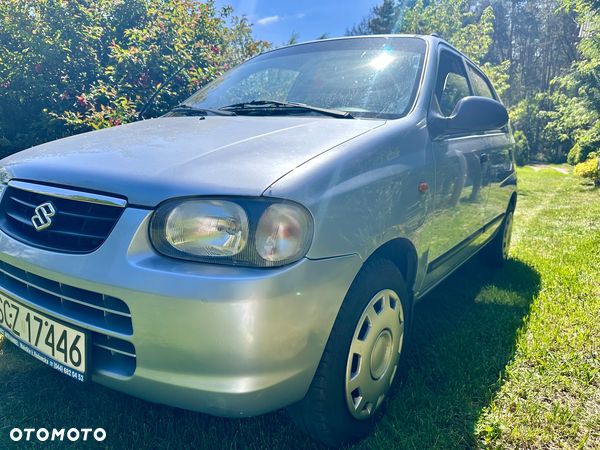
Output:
[{"left": 0, "top": 35, "right": 516, "bottom": 446}]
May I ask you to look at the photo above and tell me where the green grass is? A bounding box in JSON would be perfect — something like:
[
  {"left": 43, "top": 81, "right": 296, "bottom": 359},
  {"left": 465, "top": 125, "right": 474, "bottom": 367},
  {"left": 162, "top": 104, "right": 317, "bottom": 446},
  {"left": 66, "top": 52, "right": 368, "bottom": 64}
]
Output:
[{"left": 1, "top": 166, "right": 598, "bottom": 449}]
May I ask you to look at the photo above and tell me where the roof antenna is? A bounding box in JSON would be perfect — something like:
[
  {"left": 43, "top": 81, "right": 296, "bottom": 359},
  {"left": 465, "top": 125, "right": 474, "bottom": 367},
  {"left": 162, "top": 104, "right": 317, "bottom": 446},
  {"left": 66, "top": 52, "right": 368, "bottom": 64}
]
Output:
[{"left": 430, "top": 32, "right": 441, "bottom": 38}]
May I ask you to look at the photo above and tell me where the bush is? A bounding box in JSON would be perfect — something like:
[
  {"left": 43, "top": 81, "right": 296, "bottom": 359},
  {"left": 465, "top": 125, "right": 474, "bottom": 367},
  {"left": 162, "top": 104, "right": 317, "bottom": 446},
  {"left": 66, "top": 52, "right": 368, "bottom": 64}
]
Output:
[
  {"left": 513, "top": 130, "right": 530, "bottom": 166},
  {"left": 566, "top": 124, "right": 600, "bottom": 165},
  {"left": 567, "top": 142, "right": 584, "bottom": 165},
  {"left": 509, "top": 91, "right": 599, "bottom": 165},
  {"left": 0, "top": 0, "right": 268, "bottom": 154},
  {"left": 509, "top": 96, "right": 565, "bottom": 163},
  {"left": 573, "top": 153, "right": 600, "bottom": 187}
]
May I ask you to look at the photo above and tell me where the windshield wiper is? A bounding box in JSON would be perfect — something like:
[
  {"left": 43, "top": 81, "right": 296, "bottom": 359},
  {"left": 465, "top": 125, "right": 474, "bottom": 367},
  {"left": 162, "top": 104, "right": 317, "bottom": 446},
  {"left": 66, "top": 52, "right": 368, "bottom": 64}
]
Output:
[
  {"left": 220, "top": 100, "right": 354, "bottom": 119},
  {"left": 170, "top": 104, "right": 237, "bottom": 116}
]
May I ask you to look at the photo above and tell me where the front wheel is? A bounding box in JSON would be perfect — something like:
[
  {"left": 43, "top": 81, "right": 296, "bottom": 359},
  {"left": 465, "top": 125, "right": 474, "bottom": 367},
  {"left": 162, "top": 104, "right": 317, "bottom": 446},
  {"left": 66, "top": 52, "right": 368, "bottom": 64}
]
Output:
[{"left": 288, "top": 259, "right": 410, "bottom": 447}]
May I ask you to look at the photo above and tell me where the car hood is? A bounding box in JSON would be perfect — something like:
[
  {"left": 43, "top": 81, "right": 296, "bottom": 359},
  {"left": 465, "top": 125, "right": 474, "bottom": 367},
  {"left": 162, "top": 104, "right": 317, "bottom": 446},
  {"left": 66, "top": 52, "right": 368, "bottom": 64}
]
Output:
[{"left": 2, "top": 116, "right": 384, "bottom": 206}]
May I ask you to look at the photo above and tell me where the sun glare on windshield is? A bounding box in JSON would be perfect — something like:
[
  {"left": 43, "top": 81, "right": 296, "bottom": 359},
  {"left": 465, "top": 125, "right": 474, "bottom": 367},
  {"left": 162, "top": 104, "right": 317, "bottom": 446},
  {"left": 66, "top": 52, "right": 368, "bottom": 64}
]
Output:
[{"left": 368, "top": 52, "right": 396, "bottom": 71}]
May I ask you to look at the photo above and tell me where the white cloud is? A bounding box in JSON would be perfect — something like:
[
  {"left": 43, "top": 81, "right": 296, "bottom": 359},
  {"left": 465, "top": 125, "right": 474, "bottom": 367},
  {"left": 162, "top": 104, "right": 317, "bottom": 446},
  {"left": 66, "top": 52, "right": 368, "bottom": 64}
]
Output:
[
  {"left": 256, "top": 15, "right": 280, "bottom": 26},
  {"left": 296, "top": 13, "right": 306, "bottom": 19}
]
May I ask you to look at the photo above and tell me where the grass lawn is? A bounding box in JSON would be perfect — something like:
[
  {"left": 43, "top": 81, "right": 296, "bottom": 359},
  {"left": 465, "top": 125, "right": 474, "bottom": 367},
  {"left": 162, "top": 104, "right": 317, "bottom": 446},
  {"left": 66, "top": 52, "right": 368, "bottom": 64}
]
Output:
[{"left": 1, "top": 166, "right": 598, "bottom": 449}]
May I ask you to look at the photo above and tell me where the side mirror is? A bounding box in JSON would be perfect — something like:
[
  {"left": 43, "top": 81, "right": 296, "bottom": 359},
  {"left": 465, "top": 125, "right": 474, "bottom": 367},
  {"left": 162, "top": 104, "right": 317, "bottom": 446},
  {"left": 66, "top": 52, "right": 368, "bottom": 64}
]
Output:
[{"left": 430, "top": 96, "right": 509, "bottom": 136}]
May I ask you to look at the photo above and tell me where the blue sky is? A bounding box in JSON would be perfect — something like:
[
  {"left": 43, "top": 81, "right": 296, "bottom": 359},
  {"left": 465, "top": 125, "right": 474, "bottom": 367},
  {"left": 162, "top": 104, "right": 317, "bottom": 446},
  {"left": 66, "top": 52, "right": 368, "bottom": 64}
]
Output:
[{"left": 214, "top": 0, "right": 382, "bottom": 45}]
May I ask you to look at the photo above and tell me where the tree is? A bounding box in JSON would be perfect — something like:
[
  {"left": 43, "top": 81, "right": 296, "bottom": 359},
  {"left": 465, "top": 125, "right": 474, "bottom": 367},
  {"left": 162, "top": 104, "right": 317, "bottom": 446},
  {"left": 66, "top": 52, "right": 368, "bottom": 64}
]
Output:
[
  {"left": 285, "top": 32, "right": 301, "bottom": 46},
  {"left": 480, "top": 0, "right": 579, "bottom": 105},
  {"left": 348, "top": 0, "right": 588, "bottom": 163},
  {"left": 348, "top": 0, "right": 508, "bottom": 96},
  {"left": 0, "top": 0, "right": 268, "bottom": 154},
  {"left": 401, "top": 1, "right": 512, "bottom": 97},
  {"left": 348, "top": 0, "right": 402, "bottom": 35},
  {"left": 401, "top": 0, "right": 495, "bottom": 63},
  {"left": 222, "top": 14, "right": 271, "bottom": 68},
  {"left": 509, "top": 0, "right": 600, "bottom": 164},
  {"left": 553, "top": 0, "right": 600, "bottom": 163},
  {"left": 471, "top": 0, "right": 580, "bottom": 162}
]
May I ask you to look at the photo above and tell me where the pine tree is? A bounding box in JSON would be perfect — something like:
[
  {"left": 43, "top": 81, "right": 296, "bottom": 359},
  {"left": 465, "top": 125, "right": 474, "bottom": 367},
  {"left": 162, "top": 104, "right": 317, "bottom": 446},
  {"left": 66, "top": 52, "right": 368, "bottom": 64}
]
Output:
[{"left": 347, "top": 0, "right": 401, "bottom": 35}]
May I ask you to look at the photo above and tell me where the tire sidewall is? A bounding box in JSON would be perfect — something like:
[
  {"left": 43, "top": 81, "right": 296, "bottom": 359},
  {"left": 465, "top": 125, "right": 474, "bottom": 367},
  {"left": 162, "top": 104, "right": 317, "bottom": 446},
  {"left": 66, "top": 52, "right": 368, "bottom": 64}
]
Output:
[{"left": 306, "top": 259, "right": 411, "bottom": 444}]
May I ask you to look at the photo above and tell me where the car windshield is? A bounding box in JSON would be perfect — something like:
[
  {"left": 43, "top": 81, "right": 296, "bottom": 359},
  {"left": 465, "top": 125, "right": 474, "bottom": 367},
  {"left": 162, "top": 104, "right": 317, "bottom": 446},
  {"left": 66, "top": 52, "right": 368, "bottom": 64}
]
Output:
[{"left": 183, "top": 37, "right": 427, "bottom": 120}]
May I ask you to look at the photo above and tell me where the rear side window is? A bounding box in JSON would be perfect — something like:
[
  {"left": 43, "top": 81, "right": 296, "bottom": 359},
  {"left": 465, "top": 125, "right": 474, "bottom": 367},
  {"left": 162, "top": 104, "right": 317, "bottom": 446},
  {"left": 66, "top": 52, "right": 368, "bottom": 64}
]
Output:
[
  {"left": 467, "top": 65, "right": 495, "bottom": 99},
  {"left": 435, "top": 51, "right": 471, "bottom": 117}
]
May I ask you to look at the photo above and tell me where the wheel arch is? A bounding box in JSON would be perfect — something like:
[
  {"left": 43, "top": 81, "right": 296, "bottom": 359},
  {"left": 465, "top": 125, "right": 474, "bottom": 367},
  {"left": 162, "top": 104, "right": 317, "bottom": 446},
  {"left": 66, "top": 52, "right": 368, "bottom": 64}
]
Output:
[{"left": 363, "top": 237, "right": 418, "bottom": 298}]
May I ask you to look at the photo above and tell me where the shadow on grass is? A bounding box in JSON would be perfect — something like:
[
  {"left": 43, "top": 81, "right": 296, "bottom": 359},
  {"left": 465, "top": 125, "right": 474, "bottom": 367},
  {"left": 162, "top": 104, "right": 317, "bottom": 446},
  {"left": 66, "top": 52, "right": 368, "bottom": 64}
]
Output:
[
  {"left": 0, "top": 257, "right": 539, "bottom": 450},
  {"left": 366, "top": 257, "right": 540, "bottom": 449}
]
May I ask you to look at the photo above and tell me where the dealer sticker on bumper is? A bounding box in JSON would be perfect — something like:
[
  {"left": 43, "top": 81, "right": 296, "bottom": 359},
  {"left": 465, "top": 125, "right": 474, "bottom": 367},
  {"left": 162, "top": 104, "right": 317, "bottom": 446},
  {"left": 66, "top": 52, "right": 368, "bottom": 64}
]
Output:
[{"left": 0, "top": 293, "right": 87, "bottom": 382}]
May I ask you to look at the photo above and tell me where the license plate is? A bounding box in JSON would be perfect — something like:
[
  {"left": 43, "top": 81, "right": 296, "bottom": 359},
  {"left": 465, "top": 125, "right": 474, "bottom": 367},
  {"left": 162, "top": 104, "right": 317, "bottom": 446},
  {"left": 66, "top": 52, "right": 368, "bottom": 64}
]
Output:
[{"left": 0, "top": 293, "right": 87, "bottom": 382}]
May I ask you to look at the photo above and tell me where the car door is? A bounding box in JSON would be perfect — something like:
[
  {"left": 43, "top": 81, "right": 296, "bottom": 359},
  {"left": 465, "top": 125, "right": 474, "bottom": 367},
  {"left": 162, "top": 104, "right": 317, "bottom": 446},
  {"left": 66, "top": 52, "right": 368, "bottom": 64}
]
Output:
[
  {"left": 465, "top": 63, "right": 516, "bottom": 226},
  {"left": 422, "top": 48, "right": 491, "bottom": 287}
]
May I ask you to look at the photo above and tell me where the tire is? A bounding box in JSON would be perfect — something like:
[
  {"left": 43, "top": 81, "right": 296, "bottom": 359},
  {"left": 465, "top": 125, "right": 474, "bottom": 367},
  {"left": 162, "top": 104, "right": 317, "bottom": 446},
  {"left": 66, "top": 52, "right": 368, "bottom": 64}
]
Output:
[
  {"left": 288, "top": 259, "right": 411, "bottom": 447},
  {"left": 481, "top": 205, "right": 515, "bottom": 267}
]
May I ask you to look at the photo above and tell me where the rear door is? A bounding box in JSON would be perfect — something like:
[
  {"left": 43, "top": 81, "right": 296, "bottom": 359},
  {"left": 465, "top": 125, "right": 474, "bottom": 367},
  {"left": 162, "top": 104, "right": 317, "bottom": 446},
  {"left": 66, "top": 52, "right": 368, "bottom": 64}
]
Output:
[{"left": 464, "top": 63, "right": 515, "bottom": 226}]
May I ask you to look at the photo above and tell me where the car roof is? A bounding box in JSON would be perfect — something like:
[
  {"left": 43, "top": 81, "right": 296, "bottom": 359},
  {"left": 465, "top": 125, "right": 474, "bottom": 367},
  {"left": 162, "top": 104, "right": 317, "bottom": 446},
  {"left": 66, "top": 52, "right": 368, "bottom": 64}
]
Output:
[
  {"left": 259, "top": 34, "right": 440, "bottom": 53},
  {"left": 253, "top": 34, "right": 476, "bottom": 69}
]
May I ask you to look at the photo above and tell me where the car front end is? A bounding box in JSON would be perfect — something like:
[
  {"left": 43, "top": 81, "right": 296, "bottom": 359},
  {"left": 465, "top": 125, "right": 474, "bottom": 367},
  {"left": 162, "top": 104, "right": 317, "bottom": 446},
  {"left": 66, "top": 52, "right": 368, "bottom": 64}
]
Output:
[
  {"left": 0, "top": 176, "right": 362, "bottom": 415},
  {"left": 0, "top": 112, "right": 379, "bottom": 415}
]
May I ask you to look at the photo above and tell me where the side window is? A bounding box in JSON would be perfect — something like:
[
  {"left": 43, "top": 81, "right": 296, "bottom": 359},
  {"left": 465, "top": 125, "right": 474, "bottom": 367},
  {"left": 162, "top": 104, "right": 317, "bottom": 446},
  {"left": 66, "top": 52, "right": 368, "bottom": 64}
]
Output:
[
  {"left": 435, "top": 51, "right": 471, "bottom": 117},
  {"left": 467, "top": 65, "right": 495, "bottom": 99}
]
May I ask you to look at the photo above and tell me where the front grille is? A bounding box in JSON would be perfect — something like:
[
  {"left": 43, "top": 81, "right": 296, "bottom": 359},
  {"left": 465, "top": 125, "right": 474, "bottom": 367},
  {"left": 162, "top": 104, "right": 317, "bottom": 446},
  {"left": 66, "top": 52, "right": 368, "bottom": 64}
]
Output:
[
  {"left": 0, "top": 259, "right": 136, "bottom": 376},
  {"left": 0, "top": 182, "right": 125, "bottom": 253}
]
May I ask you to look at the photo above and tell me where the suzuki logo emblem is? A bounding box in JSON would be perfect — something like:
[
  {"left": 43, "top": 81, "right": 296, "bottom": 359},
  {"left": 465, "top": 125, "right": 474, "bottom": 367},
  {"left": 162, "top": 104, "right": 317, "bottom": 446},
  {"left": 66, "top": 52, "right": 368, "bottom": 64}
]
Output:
[{"left": 31, "top": 202, "right": 56, "bottom": 231}]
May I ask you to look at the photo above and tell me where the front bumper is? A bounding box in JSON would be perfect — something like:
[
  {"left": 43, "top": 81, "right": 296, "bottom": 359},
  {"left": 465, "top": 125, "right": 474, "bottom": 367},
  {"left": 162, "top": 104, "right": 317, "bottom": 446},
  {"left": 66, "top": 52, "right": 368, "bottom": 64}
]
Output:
[{"left": 0, "top": 207, "right": 362, "bottom": 416}]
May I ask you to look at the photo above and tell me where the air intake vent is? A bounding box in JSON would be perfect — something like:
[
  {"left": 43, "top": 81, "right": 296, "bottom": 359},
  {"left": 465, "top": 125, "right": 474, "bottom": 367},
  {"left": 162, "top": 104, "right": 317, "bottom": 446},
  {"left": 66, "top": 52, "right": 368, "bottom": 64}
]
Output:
[
  {"left": 0, "top": 259, "right": 132, "bottom": 335},
  {"left": 0, "top": 259, "right": 135, "bottom": 376}
]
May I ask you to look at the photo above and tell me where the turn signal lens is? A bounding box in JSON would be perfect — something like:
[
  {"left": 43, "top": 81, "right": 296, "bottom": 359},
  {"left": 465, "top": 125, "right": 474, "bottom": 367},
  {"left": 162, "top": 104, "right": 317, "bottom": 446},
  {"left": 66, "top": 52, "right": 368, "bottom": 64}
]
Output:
[{"left": 255, "top": 204, "right": 313, "bottom": 264}]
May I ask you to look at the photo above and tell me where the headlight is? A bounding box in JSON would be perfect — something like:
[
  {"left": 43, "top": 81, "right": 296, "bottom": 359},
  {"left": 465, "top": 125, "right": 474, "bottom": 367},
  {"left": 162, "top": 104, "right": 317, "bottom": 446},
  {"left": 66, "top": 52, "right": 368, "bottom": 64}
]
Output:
[
  {"left": 163, "top": 200, "right": 248, "bottom": 257},
  {"left": 150, "top": 198, "right": 313, "bottom": 267}
]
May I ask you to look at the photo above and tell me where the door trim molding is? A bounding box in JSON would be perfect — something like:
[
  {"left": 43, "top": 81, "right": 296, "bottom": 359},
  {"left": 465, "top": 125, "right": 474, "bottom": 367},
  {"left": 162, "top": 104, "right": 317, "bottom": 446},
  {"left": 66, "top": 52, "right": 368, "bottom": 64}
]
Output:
[{"left": 426, "top": 212, "right": 505, "bottom": 273}]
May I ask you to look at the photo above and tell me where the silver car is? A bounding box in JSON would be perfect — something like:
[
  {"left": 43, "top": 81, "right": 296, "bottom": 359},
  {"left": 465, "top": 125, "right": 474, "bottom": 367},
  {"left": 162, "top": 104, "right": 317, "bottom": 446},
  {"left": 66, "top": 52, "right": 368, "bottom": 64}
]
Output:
[{"left": 0, "top": 35, "right": 516, "bottom": 446}]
